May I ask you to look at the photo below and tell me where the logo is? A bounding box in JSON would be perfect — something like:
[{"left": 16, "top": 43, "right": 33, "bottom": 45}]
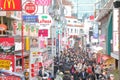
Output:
[
  {"left": 4, "top": 0, "right": 15, "bottom": 9},
  {"left": 22, "top": 1, "right": 38, "bottom": 14},
  {"left": 0, "top": 0, "right": 22, "bottom": 11}
]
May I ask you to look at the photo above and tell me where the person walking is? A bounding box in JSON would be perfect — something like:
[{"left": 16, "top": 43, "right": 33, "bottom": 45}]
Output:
[{"left": 78, "top": 68, "right": 88, "bottom": 80}]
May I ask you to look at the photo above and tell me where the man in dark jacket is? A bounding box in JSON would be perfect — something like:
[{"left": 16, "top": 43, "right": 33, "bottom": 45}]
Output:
[{"left": 78, "top": 69, "right": 88, "bottom": 80}]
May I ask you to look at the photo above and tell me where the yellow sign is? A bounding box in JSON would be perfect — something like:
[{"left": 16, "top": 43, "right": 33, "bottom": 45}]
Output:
[
  {"left": 0, "top": 60, "right": 11, "bottom": 70},
  {"left": 3, "top": 0, "right": 15, "bottom": 9}
]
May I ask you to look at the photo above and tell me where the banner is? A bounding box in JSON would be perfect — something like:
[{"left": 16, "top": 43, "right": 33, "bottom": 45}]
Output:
[
  {"left": 0, "top": 37, "right": 15, "bottom": 54},
  {"left": 0, "top": 54, "right": 15, "bottom": 71}
]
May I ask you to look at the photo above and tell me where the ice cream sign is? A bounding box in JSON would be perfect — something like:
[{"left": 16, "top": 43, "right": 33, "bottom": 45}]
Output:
[{"left": 39, "top": 14, "right": 53, "bottom": 27}]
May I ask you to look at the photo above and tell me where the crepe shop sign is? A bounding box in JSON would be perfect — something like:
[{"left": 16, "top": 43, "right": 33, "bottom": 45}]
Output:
[
  {"left": 39, "top": 14, "right": 53, "bottom": 27},
  {"left": 0, "top": 76, "right": 21, "bottom": 80}
]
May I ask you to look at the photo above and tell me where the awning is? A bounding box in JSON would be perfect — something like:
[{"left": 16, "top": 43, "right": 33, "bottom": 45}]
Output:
[{"left": 102, "top": 54, "right": 111, "bottom": 61}]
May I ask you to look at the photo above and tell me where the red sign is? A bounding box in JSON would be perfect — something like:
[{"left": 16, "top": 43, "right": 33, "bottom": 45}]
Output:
[
  {"left": 0, "top": 37, "right": 15, "bottom": 53},
  {"left": 0, "top": 76, "right": 21, "bottom": 80},
  {"left": 0, "top": 0, "right": 22, "bottom": 11},
  {"left": 38, "top": 29, "right": 48, "bottom": 37},
  {"left": 23, "top": 1, "right": 38, "bottom": 14}
]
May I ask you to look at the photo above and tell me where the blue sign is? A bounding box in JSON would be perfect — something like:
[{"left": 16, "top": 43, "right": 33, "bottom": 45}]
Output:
[{"left": 22, "top": 15, "right": 38, "bottom": 23}]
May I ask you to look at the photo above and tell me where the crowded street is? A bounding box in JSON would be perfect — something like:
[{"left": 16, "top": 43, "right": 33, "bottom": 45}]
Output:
[
  {"left": 0, "top": 0, "right": 120, "bottom": 80},
  {"left": 54, "top": 47, "right": 115, "bottom": 80}
]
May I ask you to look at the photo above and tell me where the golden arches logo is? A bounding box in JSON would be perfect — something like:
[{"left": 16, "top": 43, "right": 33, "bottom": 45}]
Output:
[{"left": 3, "top": 0, "right": 15, "bottom": 9}]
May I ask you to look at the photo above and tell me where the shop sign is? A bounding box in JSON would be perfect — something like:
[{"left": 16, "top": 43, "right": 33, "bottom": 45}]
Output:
[
  {"left": 39, "top": 14, "right": 53, "bottom": 28},
  {"left": 0, "top": 0, "right": 22, "bottom": 11},
  {"left": 23, "top": 1, "right": 38, "bottom": 14},
  {"left": 0, "top": 37, "right": 15, "bottom": 54},
  {"left": 0, "top": 76, "right": 21, "bottom": 80},
  {"left": 0, "top": 54, "right": 15, "bottom": 71},
  {"left": 35, "top": 0, "right": 51, "bottom": 6},
  {"left": 22, "top": 15, "right": 38, "bottom": 23},
  {"left": 113, "top": 32, "right": 119, "bottom": 52},
  {"left": 0, "top": 24, "right": 7, "bottom": 31},
  {"left": 10, "top": 11, "right": 22, "bottom": 20},
  {"left": 0, "top": 11, "right": 6, "bottom": 16},
  {"left": 38, "top": 29, "right": 48, "bottom": 37}
]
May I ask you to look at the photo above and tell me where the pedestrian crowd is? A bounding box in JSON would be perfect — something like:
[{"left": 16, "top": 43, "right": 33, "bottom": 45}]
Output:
[{"left": 54, "top": 48, "right": 115, "bottom": 80}]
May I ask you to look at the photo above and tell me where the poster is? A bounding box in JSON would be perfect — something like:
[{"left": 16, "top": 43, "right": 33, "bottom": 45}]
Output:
[
  {"left": 0, "top": 54, "right": 15, "bottom": 71},
  {"left": 0, "top": 37, "right": 15, "bottom": 54},
  {"left": 30, "top": 51, "right": 42, "bottom": 79}
]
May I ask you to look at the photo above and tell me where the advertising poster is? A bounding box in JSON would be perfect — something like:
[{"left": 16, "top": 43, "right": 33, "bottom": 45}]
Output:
[
  {"left": 0, "top": 54, "right": 15, "bottom": 71},
  {"left": 30, "top": 37, "right": 39, "bottom": 48},
  {"left": 0, "top": 37, "right": 15, "bottom": 54},
  {"left": 30, "top": 51, "right": 42, "bottom": 79}
]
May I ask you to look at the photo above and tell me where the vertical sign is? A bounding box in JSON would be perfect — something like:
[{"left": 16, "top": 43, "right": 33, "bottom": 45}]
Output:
[{"left": 0, "top": 0, "right": 22, "bottom": 11}]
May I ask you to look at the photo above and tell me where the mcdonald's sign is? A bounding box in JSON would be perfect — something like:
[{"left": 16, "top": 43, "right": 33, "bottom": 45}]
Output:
[{"left": 0, "top": 0, "right": 22, "bottom": 11}]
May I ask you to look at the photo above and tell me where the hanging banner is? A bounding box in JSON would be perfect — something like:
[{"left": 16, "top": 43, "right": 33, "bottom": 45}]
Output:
[
  {"left": 0, "top": 54, "right": 15, "bottom": 71},
  {"left": 0, "top": 37, "right": 15, "bottom": 54},
  {"left": 0, "top": 0, "right": 22, "bottom": 11}
]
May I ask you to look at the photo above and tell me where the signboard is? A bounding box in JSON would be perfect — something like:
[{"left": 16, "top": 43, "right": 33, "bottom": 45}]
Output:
[
  {"left": 0, "top": 37, "right": 15, "bottom": 54},
  {"left": 0, "top": 54, "right": 15, "bottom": 71},
  {"left": 30, "top": 51, "right": 42, "bottom": 79},
  {"left": 0, "top": 0, "right": 22, "bottom": 11},
  {"left": 0, "top": 11, "right": 6, "bottom": 16},
  {"left": 35, "top": 0, "right": 51, "bottom": 6},
  {"left": 0, "top": 76, "right": 21, "bottom": 80},
  {"left": 22, "top": 15, "right": 38, "bottom": 23},
  {"left": 39, "top": 14, "right": 53, "bottom": 28},
  {"left": 38, "top": 29, "right": 48, "bottom": 37},
  {"left": 23, "top": 1, "right": 38, "bottom": 14},
  {"left": 113, "top": 32, "right": 119, "bottom": 52}
]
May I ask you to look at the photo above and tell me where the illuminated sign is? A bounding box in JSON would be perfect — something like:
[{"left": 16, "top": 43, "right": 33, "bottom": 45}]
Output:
[
  {"left": 0, "top": 0, "right": 22, "bottom": 11},
  {"left": 22, "top": 1, "right": 38, "bottom": 14}
]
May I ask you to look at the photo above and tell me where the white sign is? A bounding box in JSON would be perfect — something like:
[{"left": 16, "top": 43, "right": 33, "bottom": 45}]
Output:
[{"left": 38, "top": 14, "right": 53, "bottom": 28}]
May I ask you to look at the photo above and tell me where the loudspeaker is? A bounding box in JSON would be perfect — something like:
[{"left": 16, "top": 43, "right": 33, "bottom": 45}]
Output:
[{"left": 113, "top": 1, "right": 120, "bottom": 8}]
